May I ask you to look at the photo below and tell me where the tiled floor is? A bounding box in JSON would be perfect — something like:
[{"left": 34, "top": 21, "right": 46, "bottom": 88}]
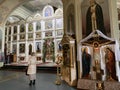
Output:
[{"left": 0, "top": 70, "right": 77, "bottom": 90}]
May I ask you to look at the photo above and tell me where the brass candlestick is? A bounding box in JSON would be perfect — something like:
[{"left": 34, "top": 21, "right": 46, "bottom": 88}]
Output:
[
  {"left": 55, "top": 55, "right": 62, "bottom": 85},
  {"left": 55, "top": 65, "right": 61, "bottom": 85}
]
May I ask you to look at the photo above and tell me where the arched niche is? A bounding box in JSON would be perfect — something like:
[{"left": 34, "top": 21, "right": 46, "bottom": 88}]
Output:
[
  {"left": 33, "top": 13, "right": 42, "bottom": 20},
  {"left": 26, "top": 16, "right": 33, "bottom": 22},
  {"left": 55, "top": 8, "right": 63, "bottom": 16},
  {"left": 66, "top": 4, "right": 76, "bottom": 39},
  {"left": 43, "top": 5, "right": 54, "bottom": 17}
]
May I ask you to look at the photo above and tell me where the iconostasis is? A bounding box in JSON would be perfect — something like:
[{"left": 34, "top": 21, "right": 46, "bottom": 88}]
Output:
[{"left": 4, "top": 5, "right": 63, "bottom": 63}]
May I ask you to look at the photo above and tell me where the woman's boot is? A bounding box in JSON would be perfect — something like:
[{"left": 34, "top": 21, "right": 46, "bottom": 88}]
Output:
[
  {"left": 33, "top": 80, "right": 35, "bottom": 85},
  {"left": 29, "top": 80, "right": 32, "bottom": 86}
]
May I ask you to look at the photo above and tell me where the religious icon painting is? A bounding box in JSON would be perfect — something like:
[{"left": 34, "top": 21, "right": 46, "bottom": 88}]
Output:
[
  {"left": 45, "top": 20, "right": 53, "bottom": 30},
  {"left": 36, "top": 42, "right": 41, "bottom": 53},
  {"left": 56, "top": 40, "right": 62, "bottom": 52},
  {"left": 19, "top": 43, "right": 25, "bottom": 53},
  {"left": 36, "top": 21, "right": 41, "bottom": 31},
  {"left": 96, "top": 82, "right": 104, "bottom": 90},
  {"left": 56, "top": 18, "right": 63, "bottom": 29},
  {"left": 13, "top": 26, "right": 17, "bottom": 34},
  {"left": 56, "top": 30, "right": 63, "bottom": 36},
  {"left": 44, "top": 6, "right": 53, "bottom": 17},
  {"left": 13, "top": 35, "right": 17, "bottom": 41},
  {"left": 62, "top": 44, "right": 70, "bottom": 66},
  {"left": 45, "top": 31, "right": 53, "bottom": 37},
  {"left": 20, "top": 34, "right": 25, "bottom": 40},
  {"left": 36, "top": 32, "right": 41, "bottom": 39},
  {"left": 81, "top": 0, "right": 110, "bottom": 38},
  {"left": 19, "top": 57, "right": 25, "bottom": 61},
  {"left": 20, "top": 24, "right": 25, "bottom": 33},
  {"left": 28, "top": 33, "right": 33, "bottom": 40},
  {"left": 28, "top": 23, "right": 33, "bottom": 32},
  {"left": 37, "top": 57, "right": 41, "bottom": 61}
]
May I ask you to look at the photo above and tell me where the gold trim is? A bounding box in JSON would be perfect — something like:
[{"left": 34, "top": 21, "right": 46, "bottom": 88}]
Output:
[{"left": 93, "top": 41, "right": 99, "bottom": 48}]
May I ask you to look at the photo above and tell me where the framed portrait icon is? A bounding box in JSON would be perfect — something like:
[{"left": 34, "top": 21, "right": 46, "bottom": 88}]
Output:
[
  {"left": 20, "top": 24, "right": 25, "bottom": 33},
  {"left": 36, "top": 22, "right": 41, "bottom": 31},
  {"left": 45, "top": 20, "right": 53, "bottom": 30},
  {"left": 19, "top": 43, "right": 25, "bottom": 53},
  {"left": 56, "top": 30, "right": 63, "bottom": 36},
  {"left": 28, "top": 23, "right": 33, "bottom": 32},
  {"left": 36, "top": 32, "right": 41, "bottom": 39},
  {"left": 28, "top": 33, "right": 33, "bottom": 40},
  {"left": 56, "top": 18, "right": 63, "bottom": 29},
  {"left": 20, "top": 34, "right": 25, "bottom": 40},
  {"left": 13, "top": 35, "right": 17, "bottom": 41},
  {"left": 45, "top": 31, "right": 53, "bottom": 37},
  {"left": 36, "top": 42, "right": 41, "bottom": 53}
]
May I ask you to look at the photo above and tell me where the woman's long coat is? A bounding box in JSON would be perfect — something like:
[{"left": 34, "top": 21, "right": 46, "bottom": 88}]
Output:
[{"left": 27, "top": 56, "right": 37, "bottom": 74}]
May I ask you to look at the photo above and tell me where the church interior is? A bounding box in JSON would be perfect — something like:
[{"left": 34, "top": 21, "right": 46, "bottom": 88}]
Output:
[{"left": 0, "top": 0, "right": 120, "bottom": 90}]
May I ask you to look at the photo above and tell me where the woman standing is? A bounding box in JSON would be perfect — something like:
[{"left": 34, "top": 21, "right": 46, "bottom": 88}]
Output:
[
  {"left": 105, "top": 47, "right": 118, "bottom": 81},
  {"left": 27, "top": 52, "right": 37, "bottom": 86},
  {"left": 82, "top": 47, "right": 91, "bottom": 78}
]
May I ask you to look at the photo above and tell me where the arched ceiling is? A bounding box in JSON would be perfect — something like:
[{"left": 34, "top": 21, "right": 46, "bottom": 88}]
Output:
[
  {"left": 22, "top": 0, "right": 62, "bottom": 12},
  {"left": 4, "top": 0, "right": 120, "bottom": 25},
  {"left": 7, "top": 0, "right": 63, "bottom": 24}
]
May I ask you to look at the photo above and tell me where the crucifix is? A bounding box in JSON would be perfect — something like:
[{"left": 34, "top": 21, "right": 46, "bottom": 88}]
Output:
[
  {"left": 93, "top": 60, "right": 104, "bottom": 80},
  {"left": 93, "top": 42, "right": 104, "bottom": 80}
]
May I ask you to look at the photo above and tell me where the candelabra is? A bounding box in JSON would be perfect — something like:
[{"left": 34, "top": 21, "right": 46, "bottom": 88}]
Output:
[{"left": 55, "top": 55, "right": 62, "bottom": 85}]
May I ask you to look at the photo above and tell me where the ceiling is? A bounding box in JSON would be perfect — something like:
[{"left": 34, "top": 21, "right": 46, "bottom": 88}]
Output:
[
  {"left": 23, "top": 0, "right": 62, "bottom": 12},
  {"left": 6, "top": 0, "right": 120, "bottom": 24},
  {"left": 20, "top": 0, "right": 120, "bottom": 13},
  {"left": 6, "top": 0, "right": 63, "bottom": 24}
]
